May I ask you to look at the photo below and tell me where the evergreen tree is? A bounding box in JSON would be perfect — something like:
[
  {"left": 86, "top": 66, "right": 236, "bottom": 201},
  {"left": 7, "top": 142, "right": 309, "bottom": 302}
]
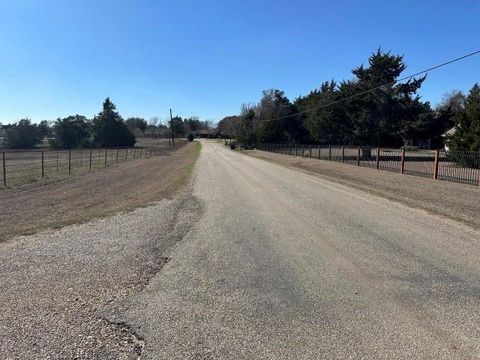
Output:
[
  {"left": 92, "top": 98, "right": 135, "bottom": 147},
  {"left": 347, "top": 49, "right": 429, "bottom": 146},
  {"left": 448, "top": 83, "right": 480, "bottom": 152},
  {"left": 5, "top": 119, "right": 42, "bottom": 149},
  {"left": 52, "top": 115, "right": 91, "bottom": 148},
  {"left": 236, "top": 104, "right": 257, "bottom": 147}
]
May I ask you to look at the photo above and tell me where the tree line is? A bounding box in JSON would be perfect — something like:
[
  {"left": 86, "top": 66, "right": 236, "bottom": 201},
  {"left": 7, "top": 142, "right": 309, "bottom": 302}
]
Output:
[
  {"left": 218, "top": 49, "right": 480, "bottom": 152},
  {"left": 0, "top": 98, "right": 211, "bottom": 149}
]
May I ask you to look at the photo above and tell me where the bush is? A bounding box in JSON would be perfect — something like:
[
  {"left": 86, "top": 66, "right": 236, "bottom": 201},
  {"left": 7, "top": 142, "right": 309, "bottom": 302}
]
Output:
[
  {"left": 5, "top": 119, "right": 42, "bottom": 149},
  {"left": 230, "top": 140, "right": 237, "bottom": 150},
  {"left": 187, "top": 133, "right": 194, "bottom": 142}
]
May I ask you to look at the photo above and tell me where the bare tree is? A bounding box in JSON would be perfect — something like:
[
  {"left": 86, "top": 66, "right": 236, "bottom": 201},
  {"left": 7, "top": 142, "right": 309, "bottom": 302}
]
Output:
[
  {"left": 148, "top": 117, "right": 159, "bottom": 137},
  {"left": 438, "top": 90, "right": 466, "bottom": 112}
]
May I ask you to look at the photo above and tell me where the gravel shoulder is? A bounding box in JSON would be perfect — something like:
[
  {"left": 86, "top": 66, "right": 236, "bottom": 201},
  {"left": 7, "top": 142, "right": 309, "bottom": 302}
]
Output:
[
  {"left": 0, "top": 194, "right": 202, "bottom": 359},
  {"left": 243, "top": 149, "right": 480, "bottom": 228},
  {"left": 0, "top": 142, "right": 200, "bottom": 243}
]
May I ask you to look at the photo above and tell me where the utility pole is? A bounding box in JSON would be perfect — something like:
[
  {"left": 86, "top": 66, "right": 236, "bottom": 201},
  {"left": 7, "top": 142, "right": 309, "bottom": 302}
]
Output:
[{"left": 169, "top": 108, "right": 175, "bottom": 148}]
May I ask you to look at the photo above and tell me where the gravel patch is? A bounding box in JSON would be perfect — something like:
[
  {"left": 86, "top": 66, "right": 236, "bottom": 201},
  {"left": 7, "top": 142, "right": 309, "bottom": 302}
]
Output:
[{"left": 0, "top": 194, "right": 202, "bottom": 359}]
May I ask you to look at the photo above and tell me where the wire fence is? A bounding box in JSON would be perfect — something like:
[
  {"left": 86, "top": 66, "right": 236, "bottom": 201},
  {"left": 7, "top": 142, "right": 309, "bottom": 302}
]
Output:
[
  {"left": 0, "top": 139, "right": 188, "bottom": 188},
  {"left": 257, "top": 143, "right": 480, "bottom": 187}
]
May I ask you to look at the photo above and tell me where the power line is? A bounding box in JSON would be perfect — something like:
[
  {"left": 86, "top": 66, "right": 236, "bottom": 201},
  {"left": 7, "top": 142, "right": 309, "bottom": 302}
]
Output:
[{"left": 254, "top": 49, "right": 480, "bottom": 124}]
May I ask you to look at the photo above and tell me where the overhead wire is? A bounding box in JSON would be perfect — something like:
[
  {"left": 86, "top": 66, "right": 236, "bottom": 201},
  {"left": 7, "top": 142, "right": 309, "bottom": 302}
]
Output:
[{"left": 253, "top": 49, "right": 480, "bottom": 124}]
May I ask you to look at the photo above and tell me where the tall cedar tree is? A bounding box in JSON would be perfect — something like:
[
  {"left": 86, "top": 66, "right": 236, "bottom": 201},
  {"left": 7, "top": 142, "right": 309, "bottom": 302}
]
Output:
[
  {"left": 448, "top": 83, "right": 480, "bottom": 152},
  {"left": 92, "top": 98, "right": 135, "bottom": 147}
]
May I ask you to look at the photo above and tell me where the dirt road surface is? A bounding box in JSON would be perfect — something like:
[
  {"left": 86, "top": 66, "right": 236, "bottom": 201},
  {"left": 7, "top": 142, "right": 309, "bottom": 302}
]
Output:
[{"left": 1, "top": 140, "right": 480, "bottom": 359}]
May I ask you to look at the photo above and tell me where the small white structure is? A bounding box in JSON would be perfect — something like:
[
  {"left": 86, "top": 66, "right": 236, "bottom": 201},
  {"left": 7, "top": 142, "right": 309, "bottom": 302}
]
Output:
[{"left": 442, "top": 127, "right": 456, "bottom": 151}]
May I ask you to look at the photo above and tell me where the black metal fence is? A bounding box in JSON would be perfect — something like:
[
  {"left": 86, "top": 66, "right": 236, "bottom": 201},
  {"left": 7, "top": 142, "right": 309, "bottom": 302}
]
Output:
[
  {"left": 0, "top": 139, "right": 188, "bottom": 188},
  {"left": 257, "top": 143, "right": 480, "bottom": 187}
]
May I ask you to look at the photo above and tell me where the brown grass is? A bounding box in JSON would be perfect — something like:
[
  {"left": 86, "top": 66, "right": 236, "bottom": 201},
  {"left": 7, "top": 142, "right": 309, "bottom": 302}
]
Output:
[{"left": 0, "top": 142, "right": 200, "bottom": 242}]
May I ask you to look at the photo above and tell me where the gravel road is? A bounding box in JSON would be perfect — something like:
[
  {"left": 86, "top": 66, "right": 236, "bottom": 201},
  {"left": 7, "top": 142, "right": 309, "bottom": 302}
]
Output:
[
  {"left": 2, "top": 140, "right": 480, "bottom": 359},
  {"left": 122, "top": 141, "right": 480, "bottom": 359}
]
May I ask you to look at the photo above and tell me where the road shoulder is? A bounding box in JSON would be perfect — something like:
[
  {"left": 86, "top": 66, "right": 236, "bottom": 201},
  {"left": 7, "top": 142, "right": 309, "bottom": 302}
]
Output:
[{"left": 242, "top": 149, "right": 480, "bottom": 229}]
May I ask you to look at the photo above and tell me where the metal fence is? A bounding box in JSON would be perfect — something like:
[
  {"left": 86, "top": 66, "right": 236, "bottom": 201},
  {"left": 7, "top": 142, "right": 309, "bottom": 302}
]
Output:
[
  {"left": 257, "top": 143, "right": 480, "bottom": 187},
  {"left": 0, "top": 139, "right": 188, "bottom": 188}
]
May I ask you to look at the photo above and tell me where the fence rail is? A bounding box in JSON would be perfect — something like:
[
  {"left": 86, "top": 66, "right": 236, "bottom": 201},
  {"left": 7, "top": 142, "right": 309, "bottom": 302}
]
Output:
[
  {"left": 257, "top": 143, "right": 480, "bottom": 187},
  {"left": 0, "top": 139, "right": 188, "bottom": 188}
]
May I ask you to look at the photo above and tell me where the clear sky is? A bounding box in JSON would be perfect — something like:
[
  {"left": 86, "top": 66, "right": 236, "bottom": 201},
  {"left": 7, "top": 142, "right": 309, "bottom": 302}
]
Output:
[{"left": 0, "top": 0, "right": 479, "bottom": 124}]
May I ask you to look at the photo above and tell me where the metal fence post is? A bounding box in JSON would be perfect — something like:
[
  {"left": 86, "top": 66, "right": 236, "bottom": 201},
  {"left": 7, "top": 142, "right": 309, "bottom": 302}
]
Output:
[
  {"left": 41, "top": 151, "right": 44, "bottom": 178},
  {"left": 341, "top": 146, "right": 345, "bottom": 163},
  {"left": 2, "top": 152, "right": 6, "bottom": 187},
  {"left": 433, "top": 150, "right": 440, "bottom": 180},
  {"left": 116, "top": 149, "right": 119, "bottom": 163},
  {"left": 125, "top": 149, "right": 128, "bottom": 160},
  {"left": 80, "top": 150, "right": 83, "bottom": 167},
  {"left": 318, "top": 146, "right": 321, "bottom": 159},
  {"left": 56, "top": 151, "right": 59, "bottom": 172},
  {"left": 400, "top": 148, "right": 406, "bottom": 174},
  {"left": 357, "top": 146, "right": 360, "bottom": 166},
  {"left": 376, "top": 147, "right": 380, "bottom": 169},
  {"left": 89, "top": 149, "right": 92, "bottom": 171},
  {"left": 328, "top": 145, "right": 332, "bottom": 161},
  {"left": 68, "top": 150, "right": 72, "bottom": 174}
]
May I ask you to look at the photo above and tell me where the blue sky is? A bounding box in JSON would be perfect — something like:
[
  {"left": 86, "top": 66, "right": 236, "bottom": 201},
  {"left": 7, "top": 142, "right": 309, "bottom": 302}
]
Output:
[{"left": 0, "top": 0, "right": 479, "bottom": 124}]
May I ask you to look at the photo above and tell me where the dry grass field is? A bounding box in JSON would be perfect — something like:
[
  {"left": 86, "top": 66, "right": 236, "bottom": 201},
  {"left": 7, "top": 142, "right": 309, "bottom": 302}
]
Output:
[{"left": 0, "top": 141, "right": 200, "bottom": 242}]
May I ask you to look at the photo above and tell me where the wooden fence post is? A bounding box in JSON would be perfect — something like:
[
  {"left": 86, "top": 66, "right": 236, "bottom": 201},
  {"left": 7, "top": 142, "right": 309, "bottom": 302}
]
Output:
[
  {"left": 89, "top": 149, "right": 92, "bottom": 171},
  {"left": 116, "top": 149, "right": 119, "bottom": 163},
  {"left": 56, "top": 151, "right": 59, "bottom": 172},
  {"left": 400, "top": 148, "right": 406, "bottom": 174},
  {"left": 376, "top": 147, "right": 380, "bottom": 169},
  {"left": 68, "top": 150, "right": 72, "bottom": 174},
  {"left": 341, "top": 146, "right": 345, "bottom": 163},
  {"left": 295, "top": 145, "right": 297, "bottom": 156},
  {"left": 125, "top": 149, "right": 128, "bottom": 160},
  {"left": 357, "top": 146, "right": 360, "bottom": 166},
  {"left": 80, "top": 150, "right": 83, "bottom": 167},
  {"left": 302, "top": 145, "right": 304, "bottom": 157},
  {"left": 2, "top": 152, "right": 6, "bottom": 187},
  {"left": 104, "top": 149, "right": 108, "bottom": 167},
  {"left": 433, "top": 150, "right": 440, "bottom": 180},
  {"left": 41, "top": 151, "right": 44, "bottom": 178},
  {"left": 318, "top": 146, "right": 321, "bottom": 159},
  {"left": 328, "top": 145, "right": 332, "bottom": 161}
]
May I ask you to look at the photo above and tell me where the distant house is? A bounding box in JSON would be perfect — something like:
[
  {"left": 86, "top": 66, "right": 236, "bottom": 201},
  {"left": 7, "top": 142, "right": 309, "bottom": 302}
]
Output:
[
  {"left": 442, "top": 127, "right": 456, "bottom": 151},
  {"left": 192, "top": 129, "right": 213, "bottom": 138}
]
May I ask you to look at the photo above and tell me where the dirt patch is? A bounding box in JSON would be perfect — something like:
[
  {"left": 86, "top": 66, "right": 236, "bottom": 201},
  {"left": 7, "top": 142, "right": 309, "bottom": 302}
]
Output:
[
  {"left": 243, "top": 149, "right": 480, "bottom": 229},
  {"left": 0, "top": 142, "right": 200, "bottom": 242}
]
